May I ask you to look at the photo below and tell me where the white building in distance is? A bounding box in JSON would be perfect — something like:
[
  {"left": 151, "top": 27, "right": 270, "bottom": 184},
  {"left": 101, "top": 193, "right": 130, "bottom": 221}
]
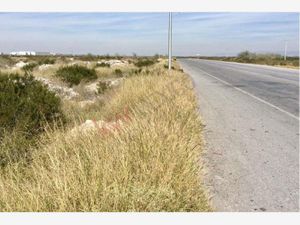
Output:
[
  {"left": 10, "top": 51, "right": 36, "bottom": 56},
  {"left": 10, "top": 51, "right": 55, "bottom": 56}
]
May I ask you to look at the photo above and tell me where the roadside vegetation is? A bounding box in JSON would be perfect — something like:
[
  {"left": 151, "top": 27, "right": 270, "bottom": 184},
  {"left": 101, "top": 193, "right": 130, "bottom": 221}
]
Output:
[
  {"left": 22, "top": 62, "right": 38, "bottom": 72},
  {"left": 56, "top": 65, "right": 97, "bottom": 86},
  {"left": 0, "top": 72, "right": 64, "bottom": 168},
  {"left": 134, "top": 58, "right": 157, "bottom": 67},
  {"left": 197, "top": 51, "right": 299, "bottom": 68},
  {"left": 0, "top": 55, "right": 210, "bottom": 211},
  {"left": 95, "top": 62, "right": 110, "bottom": 68}
]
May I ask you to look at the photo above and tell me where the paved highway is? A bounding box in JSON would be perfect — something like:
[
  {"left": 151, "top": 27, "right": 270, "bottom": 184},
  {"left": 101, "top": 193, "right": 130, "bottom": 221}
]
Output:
[{"left": 179, "top": 58, "right": 299, "bottom": 212}]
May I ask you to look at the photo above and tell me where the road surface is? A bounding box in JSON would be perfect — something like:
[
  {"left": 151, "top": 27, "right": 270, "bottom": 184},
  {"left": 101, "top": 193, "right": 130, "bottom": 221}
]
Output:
[{"left": 178, "top": 58, "right": 299, "bottom": 212}]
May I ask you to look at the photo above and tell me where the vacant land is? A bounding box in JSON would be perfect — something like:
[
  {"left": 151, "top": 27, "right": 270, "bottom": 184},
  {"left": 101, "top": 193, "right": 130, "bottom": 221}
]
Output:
[
  {"left": 193, "top": 51, "right": 299, "bottom": 69},
  {"left": 0, "top": 55, "right": 210, "bottom": 211}
]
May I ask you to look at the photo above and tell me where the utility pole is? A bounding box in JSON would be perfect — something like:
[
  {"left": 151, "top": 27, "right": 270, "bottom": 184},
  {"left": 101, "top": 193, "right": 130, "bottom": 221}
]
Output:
[
  {"left": 168, "top": 12, "right": 172, "bottom": 70},
  {"left": 284, "top": 41, "right": 287, "bottom": 61}
]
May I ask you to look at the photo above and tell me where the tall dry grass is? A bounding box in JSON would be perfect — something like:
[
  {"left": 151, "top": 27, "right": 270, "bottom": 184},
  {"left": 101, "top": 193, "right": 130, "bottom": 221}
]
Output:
[{"left": 0, "top": 65, "right": 210, "bottom": 211}]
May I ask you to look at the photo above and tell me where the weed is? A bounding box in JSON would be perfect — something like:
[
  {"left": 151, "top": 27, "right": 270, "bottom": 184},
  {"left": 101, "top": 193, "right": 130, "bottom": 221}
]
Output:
[
  {"left": 97, "top": 80, "right": 110, "bottom": 94},
  {"left": 163, "top": 64, "right": 175, "bottom": 70},
  {"left": 22, "top": 63, "right": 38, "bottom": 72},
  {"left": 95, "top": 62, "right": 110, "bottom": 68},
  {"left": 114, "top": 69, "right": 123, "bottom": 77}
]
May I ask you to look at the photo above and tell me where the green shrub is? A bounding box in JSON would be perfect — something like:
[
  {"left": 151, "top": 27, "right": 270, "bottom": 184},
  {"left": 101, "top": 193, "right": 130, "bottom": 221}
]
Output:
[
  {"left": 0, "top": 56, "right": 14, "bottom": 68},
  {"left": 78, "top": 53, "right": 97, "bottom": 61},
  {"left": 97, "top": 80, "right": 110, "bottom": 94},
  {"left": 163, "top": 64, "right": 175, "bottom": 70},
  {"left": 114, "top": 69, "right": 123, "bottom": 77},
  {"left": 56, "top": 65, "right": 97, "bottom": 86},
  {"left": 135, "top": 68, "right": 142, "bottom": 74},
  {"left": 134, "top": 58, "right": 156, "bottom": 67},
  {"left": 128, "top": 68, "right": 142, "bottom": 77},
  {"left": 22, "top": 63, "right": 38, "bottom": 72},
  {"left": 95, "top": 62, "right": 110, "bottom": 68},
  {"left": 0, "top": 73, "right": 65, "bottom": 137},
  {"left": 38, "top": 58, "right": 56, "bottom": 65},
  {"left": 279, "top": 61, "right": 287, "bottom": 66}
]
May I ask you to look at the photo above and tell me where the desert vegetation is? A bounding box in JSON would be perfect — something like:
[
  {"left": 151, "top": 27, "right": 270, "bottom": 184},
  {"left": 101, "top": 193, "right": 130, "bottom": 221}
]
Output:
[
  {"left": 97, "top": 80, "right": 110, "bottom": 94},
  {"left": 56, "top": 65, "right": 97, "bottom": 86},
  {"left": 0, "top": 55, "right": 210, "bottom": 211},
  {"left": 22, "top": 62, "right": 38, "bottom": 72},
  {"left": 0, "top": 72, "right": 64, "bottom": 168},
  {"left": 196, "top": 51, "right": 299, "bottom": 68},
  {"left": 134, "top": 58, "right": 157, "bottom": 67},
  {"left": 95, "top": 62, "right": 110, "bottom": 68}
]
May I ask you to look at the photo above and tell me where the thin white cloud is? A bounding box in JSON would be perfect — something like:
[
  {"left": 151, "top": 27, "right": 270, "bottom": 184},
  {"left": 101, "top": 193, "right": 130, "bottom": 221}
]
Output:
[{"left": 0, "top": 13, "right": 298, "bottom": 56}]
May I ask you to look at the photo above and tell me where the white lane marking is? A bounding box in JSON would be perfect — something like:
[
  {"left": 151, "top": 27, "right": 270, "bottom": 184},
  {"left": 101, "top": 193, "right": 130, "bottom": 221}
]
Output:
[{"left": 195, "top": 66, "right": 299, "bottom": 121}]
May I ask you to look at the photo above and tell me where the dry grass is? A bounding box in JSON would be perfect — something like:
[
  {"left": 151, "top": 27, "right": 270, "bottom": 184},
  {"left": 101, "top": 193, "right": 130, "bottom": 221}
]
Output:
[{"left": 0, "top": 60, "right": 210, "bottom": 211}]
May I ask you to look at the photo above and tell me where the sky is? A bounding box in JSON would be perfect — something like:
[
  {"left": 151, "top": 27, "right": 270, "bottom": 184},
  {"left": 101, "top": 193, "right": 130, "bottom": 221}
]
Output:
[{"left": 0, "top": 12, "right": 299, "bottom": 56}]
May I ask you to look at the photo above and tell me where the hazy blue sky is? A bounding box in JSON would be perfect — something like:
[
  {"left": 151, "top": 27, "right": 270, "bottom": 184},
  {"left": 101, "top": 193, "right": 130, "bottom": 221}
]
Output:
[{"left": 0, "top": 13, "right": 298, "bottom": 56}]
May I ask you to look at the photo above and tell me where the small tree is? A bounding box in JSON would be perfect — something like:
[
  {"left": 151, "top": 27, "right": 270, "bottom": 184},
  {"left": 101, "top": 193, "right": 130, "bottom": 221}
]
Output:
[{"left": 237, "top": 51, "right": 255, "bottom": 62}]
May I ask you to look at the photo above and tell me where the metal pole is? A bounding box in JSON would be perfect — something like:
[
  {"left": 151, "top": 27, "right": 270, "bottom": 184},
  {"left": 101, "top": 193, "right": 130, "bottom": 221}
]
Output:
[
  {"left": 168, "top": 12, "right": 172, "bottom": 70},
  {"left": 284, "top": 41, "right": 287, "bottom": 61}
]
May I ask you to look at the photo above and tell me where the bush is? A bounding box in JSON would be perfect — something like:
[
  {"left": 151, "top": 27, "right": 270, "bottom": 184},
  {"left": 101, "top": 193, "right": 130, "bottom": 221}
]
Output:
[
  {"left": 78, "top": 53, "right": 97, "bottom": 61},
  {"left": 0, "top": 73, "right": 65, "bottom": 137},
  {"left": 38, "top": 58, "right": 56, "bottom": 65},
  {"left": 114, "top": 69, "right": 123, "bottom": 77},
  {"left": 128, "top": 68, "right": 142, "bottom": 77},
  {"left": 292, "top": 61, "right": 299, "bottom": 67},
  {"left": 95, "top": 62, "right": 110, "bottom": 68},
  {"left": 22, "top": 63, "right": 38, "bottom": 72},
  {"left": 163, "top": 64, "right": 175, "bottom": 70},
  {"left": 134, "top": 58, "right": 156, "bottom": 67},
  {"left": 56, "top": 65, "right": 97, "bottom": 86},
  {"left": 0, "top": 56, "right": 14, "bottom": 68},
  {"left": 134, "top": 68, "right": 142, "bottom": 74},
  {"left": 237, "top": 51, "right": 258, "bottom": 63},
  {"left": 97, "top": 80, "right": 110, "bottom": 94}
]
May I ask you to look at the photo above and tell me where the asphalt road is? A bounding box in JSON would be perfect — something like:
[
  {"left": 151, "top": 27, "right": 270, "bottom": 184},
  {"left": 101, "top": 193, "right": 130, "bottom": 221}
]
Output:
[{"left": 178, "top": 58, "right": 299, "bottom": 212}]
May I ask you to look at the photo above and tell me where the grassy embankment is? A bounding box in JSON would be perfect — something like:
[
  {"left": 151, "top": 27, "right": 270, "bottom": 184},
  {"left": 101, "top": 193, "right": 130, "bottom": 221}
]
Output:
[
  {"left": 0, "top": 57, "right": 211, "bottom": 211},
  {"left": 197, "top": 51, "right": 299, "bottom": 69}
]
